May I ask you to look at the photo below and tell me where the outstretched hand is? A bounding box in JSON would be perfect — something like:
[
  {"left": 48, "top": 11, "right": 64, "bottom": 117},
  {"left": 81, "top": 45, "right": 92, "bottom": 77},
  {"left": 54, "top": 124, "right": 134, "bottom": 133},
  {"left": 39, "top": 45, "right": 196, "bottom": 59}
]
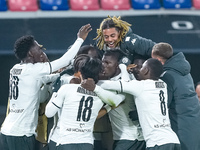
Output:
[
  {"left": 77, "top": 24, "right": 92, "bottom": 41},
  {"left": 81, "top": 78, "right": 96, "bottom": 91}
]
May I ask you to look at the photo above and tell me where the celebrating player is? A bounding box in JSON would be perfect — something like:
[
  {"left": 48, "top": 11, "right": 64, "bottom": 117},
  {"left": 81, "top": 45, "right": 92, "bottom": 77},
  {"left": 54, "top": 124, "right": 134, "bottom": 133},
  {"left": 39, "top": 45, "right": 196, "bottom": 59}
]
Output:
[{"left": 0, "top": 24, "right": 92, "bottom": 150}]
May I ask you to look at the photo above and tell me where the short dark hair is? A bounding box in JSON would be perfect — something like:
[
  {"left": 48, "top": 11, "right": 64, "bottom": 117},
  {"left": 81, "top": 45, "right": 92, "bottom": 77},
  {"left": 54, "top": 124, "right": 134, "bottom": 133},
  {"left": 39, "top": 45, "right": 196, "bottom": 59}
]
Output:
[
  {"left": 147, "top": 58, "right": 163, "bottom": 79},
  {"left": 152, "top": 42, "right": 173, "bottom": 60},
  {"left": 103, "top": 49, "right": 126, "bottom": 62},
  {"left": 14, "top": 35, "right": 35, "bottom": 60},
  {"left": 73, "top": 54, "right": 102, "bottom": 83},
  {"left": 77, "top": 45, "right": 101, "bottom": 59}
]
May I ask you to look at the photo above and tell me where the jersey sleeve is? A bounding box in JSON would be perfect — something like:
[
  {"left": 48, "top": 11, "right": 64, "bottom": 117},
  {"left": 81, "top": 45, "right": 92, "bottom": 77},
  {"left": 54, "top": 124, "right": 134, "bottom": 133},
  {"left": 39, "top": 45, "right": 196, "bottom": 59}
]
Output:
[
  {"left": 98, "top": 80, "right": 123, "bottom": 92},
  {"left": 50, "top": 38, "right": 84, "bottom": 72},
  {"left": 119, "top": 64, "right": 131, "bottom": 81},
  {"left": 31, "top": 62, "right": 51, "bottom": 76},
  {"left": 125, "top": 33, "right": 155, "bottom": 57},
  {"left": 98, "top": 80, "right": 143, "bottom": 97},
  {"left": 45, "top": 85, "right": 66, "bottom": 118},
  {"left": 41, "top": 73, "right": 60, "bottom": 84},
  {"left": 120, "top": 80, "right": 143, "bottom": 97},
  {"left": 94, "top": 85, "right": 125, "bottom": 107}
]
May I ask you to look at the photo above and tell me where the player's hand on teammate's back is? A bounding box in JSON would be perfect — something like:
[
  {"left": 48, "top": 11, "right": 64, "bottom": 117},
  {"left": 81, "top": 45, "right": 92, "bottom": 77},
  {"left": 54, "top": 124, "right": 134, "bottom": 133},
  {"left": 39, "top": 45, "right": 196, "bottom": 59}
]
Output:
[
  {"left": 81, "top": 78, "right": 96, "bottom": 91},
  {"left": 77, "top": 24, "right": 92, "bottom": 41}
]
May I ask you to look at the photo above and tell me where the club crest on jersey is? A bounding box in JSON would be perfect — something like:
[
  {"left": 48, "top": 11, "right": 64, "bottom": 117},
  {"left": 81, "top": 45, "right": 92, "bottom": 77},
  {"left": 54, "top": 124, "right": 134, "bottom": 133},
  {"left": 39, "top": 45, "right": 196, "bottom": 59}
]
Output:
[
  {"left": 131, "top": 39, "right": 136, "bottom": 45},
  {"left": 121, "top": 57, "right": 129, "bottom": 64},
  {"left": 12, "top": 104, "right": 15, "bottom": 108},
  {"left": 80, "top": 123, "right": 85, "bottom": 128}
]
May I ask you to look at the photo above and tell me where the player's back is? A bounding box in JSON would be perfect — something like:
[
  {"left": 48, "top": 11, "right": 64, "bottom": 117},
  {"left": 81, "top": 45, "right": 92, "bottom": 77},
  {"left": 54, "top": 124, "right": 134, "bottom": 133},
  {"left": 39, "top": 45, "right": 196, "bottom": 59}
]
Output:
[
  {"left": 1, "top": 63, "right": 50, "bottom": 136},
  {"left": 132, "top": 79, "right": 180, "bottom": 147},
  {"left": 57, "top": 84, "right": 104, "bottom": 145}
]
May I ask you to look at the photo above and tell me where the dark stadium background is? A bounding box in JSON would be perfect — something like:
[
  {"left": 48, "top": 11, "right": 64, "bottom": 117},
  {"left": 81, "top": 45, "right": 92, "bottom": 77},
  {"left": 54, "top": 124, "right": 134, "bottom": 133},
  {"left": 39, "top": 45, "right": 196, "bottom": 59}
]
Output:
[{"left": 0, "top": 9, "right": 200, "bottom": 125}]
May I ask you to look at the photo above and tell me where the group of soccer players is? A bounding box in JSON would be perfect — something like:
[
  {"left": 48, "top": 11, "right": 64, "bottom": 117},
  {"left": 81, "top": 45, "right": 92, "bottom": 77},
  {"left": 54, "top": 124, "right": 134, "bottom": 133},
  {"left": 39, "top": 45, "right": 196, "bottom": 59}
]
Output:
[{"left": 1, "top": 16, "right": 200, "bottom": 150}]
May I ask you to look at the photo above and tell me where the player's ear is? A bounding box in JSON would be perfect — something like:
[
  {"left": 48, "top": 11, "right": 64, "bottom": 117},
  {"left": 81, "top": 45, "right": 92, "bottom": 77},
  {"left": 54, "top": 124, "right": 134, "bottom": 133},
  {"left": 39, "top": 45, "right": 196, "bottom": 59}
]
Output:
[
  {"left": 40, "top": 52, "right": 49, "bottom": 62},
  {"left": 79, "top": 73, "right": 83, "bottom": 82},
  {"left": 143, "top": 67, "right": 149, "bottom": 75},
  {"left": 28, "top": 50, "right": 33, "bottom": 57},
  {"left": 74, "top": 71, "right": 81, "bottom": 78},
  {"left": 27, "top": 51, "right": 35, "bottom": 63},
  {"left": 152, "top": 55, "right": 164, "bottom": 65},
  {"left": 158, "top": 57, "right": 165, "bottom": 65}
]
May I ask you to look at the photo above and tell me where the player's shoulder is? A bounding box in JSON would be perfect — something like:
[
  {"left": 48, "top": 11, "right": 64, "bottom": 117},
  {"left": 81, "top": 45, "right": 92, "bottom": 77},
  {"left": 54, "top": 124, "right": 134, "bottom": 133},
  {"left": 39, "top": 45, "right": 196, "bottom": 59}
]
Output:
[
  {"left": 34, "top": 62, "right": 50, "bottom": 68},
  {"left": 57, "top": 84, "right": 79, "bottom": 97},
  {"left": 60, "top": 83, "right": 80, "bottom": 90},
  {"left": 60, "top": 75, "right": 73, "bottom": 85},
  {"left": 26, "top": 62, "right": 50, "bottom": 73}
]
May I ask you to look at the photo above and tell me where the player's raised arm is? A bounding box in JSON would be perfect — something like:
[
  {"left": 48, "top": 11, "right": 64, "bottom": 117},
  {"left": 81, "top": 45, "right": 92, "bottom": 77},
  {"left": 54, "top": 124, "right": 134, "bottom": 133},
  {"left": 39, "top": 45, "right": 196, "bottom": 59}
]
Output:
[
  {"left": 50, "top": 24, "right": 92, "bottom": 72},
  {"left": 45, "top": 85, "right": 66, "bottom": 118}
]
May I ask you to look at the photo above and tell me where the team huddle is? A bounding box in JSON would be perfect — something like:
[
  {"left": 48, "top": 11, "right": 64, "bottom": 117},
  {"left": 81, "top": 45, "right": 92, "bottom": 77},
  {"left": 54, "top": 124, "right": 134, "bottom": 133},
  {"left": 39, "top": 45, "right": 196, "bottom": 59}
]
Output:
[{"left": 1, "top": 16, "right": 200, "bottom": 150}]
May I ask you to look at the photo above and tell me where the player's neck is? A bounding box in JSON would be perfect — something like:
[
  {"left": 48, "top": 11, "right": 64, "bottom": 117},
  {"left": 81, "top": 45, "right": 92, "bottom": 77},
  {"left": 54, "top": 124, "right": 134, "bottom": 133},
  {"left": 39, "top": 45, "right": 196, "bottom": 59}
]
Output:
[{"left": 20, "top": 58, "right": 34, "bottom": 64}]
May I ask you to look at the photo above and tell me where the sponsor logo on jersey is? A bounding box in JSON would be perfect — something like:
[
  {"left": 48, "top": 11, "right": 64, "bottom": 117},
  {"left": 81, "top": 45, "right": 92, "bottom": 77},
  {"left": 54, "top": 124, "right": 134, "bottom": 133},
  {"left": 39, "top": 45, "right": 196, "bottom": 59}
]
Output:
[
  {"left": 10, "top": 108, "right": 24, "bottom": 113},
  {"left": 66, "top": 128, "right": 91, "bottom": 133},
  {"left": 154, "top": 119, "right": 170, "bottom": 128},
  {"left": 154, "top": 123, "right": 170, "bottom": 128}
]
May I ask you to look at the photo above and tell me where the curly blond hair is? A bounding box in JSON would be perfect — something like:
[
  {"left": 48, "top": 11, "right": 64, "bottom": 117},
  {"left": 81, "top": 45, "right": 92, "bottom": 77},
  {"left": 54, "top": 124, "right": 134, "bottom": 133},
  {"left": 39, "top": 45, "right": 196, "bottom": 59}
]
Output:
[{"left": 94, "top": 16, "right": 131, "bottom": 50}]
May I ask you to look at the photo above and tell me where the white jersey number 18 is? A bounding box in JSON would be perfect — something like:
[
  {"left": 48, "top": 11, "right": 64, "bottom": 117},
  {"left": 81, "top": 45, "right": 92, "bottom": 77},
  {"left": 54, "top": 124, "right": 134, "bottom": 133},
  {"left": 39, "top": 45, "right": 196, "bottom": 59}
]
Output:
[{"left": 76, "top": 96, "right": 93, "bottom": 122}]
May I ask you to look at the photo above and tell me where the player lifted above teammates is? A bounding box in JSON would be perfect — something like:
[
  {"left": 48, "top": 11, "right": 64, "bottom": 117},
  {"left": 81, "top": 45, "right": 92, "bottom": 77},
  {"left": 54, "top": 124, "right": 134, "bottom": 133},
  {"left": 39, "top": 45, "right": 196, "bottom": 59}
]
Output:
[{"left": 93, "top": 16, "right": 156, "bottom": 62}]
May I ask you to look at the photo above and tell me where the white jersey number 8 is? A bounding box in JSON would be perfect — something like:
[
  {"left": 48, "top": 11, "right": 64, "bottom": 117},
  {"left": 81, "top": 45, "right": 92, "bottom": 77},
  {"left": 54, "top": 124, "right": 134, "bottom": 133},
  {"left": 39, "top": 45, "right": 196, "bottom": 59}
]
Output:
[{"left": 159, "top": 90, "right": 166, "bottom": 116}]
